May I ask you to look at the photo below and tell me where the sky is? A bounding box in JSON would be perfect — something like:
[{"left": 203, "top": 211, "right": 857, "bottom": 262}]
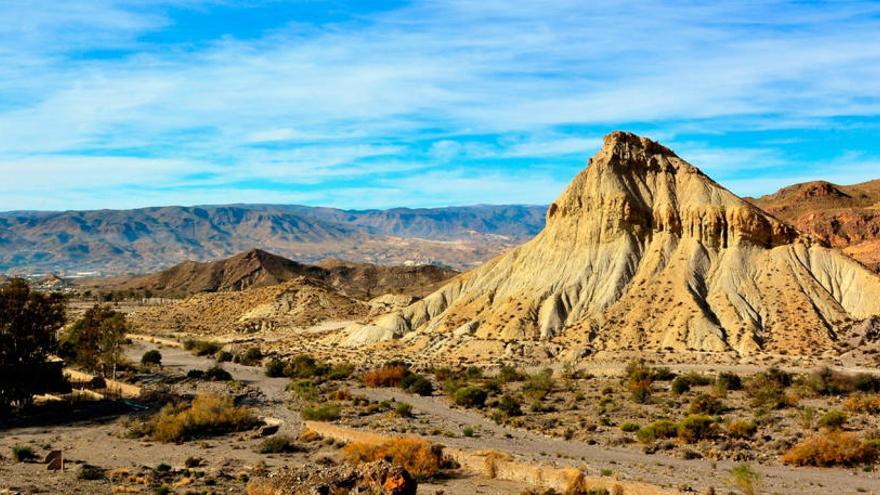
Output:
[{"left": 0, "top": 0, "right": 879, "bottom": 211}]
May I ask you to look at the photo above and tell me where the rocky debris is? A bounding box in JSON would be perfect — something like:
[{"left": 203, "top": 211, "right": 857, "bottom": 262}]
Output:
[
  {"left": 343, "top": 131, "right": 880, "bottom": 358},
  {"left": 246, "top": 460, "right": 416, "bottom": 495}
]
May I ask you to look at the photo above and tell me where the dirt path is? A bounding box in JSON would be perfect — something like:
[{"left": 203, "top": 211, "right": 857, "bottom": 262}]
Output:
[{"left": 127, "top": 338, "right": 880, "bottom": 494}]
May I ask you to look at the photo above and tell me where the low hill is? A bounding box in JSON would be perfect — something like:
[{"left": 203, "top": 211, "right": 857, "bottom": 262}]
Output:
[{"left": 91, "top": 249, "right": 458, "bottom": 299}]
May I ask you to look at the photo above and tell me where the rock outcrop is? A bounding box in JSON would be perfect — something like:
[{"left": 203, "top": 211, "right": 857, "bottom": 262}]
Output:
[
  {"left": 752, "top": 179, "right": 880, "bottom": 272},
  {"left": 343, "top": 131, "right": 880, "bottom": 357}
]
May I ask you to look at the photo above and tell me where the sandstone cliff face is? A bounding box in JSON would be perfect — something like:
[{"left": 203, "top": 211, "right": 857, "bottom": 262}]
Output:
[{"left": 343, "top": 132, "right": 880, "bottom": 356}]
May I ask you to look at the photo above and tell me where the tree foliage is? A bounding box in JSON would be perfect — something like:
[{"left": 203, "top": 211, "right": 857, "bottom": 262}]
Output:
[
  {"left": 63, "top": 304, "right": 129, "bottom": 377},
  {"left": 0, "top": 279, "right": 66, "bottom": 413}
]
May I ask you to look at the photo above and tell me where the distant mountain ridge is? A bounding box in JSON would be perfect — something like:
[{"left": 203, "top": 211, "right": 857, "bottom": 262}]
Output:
[{"left": 0, "top": 204, "right": 546, "bottom": 274}]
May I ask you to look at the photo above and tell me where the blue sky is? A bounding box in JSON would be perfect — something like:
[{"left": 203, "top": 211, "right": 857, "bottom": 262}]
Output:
[{"left": 1, "top": 0, "right": 879, "bottom": 211}]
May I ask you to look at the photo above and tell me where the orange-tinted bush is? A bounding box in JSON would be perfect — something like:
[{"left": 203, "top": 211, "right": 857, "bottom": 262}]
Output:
[
  {"left": 342, "top": 437, "right": 442, "bottom": 480},
  {"left": 781, "top": 431, "right": 878, "bottom": 467},
  {"left": 843, "top": 393, "right": 880, "bottom": 414},
  {"left": 363, "top": 366, "right": 407, "bottom": 388}
]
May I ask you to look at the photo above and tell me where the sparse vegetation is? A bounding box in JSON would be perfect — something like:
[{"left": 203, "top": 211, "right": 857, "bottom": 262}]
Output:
[
  {"left": 183, "top": 339, "right": 222, "bottom": 357},
  {"left": 453, "top": 386, "right": 488, "bottom": 408},
  {"left": 137, "top": 393, "right": 260, "bottom": 442},
  {"left": 636, "top": 419, "right": 678, "bottom": 443},
  {"left": 341, "top": 437, "right": 443, "bottom": 480}
]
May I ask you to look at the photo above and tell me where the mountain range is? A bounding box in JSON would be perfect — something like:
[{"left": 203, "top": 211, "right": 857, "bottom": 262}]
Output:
[
  {"left": 0, "top": 204, "right": 546, "bottom": 274},
  {"left": 342, "top": 132, "right": 880, "bottom": 360}
]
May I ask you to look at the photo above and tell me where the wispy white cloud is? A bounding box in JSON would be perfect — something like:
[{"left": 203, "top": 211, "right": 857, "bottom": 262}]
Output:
[{"left": 1, "top": 0, "right": 879, "bottom": 210}]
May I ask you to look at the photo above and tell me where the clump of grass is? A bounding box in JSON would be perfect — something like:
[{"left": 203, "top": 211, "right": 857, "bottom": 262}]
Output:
[
  {"left": 11, "top": 446, "right": 35, "bottom": 462},
  {"left": 341, "top": 437, "right": 443, "bottom": 480},
  {"left": 730, "top": 463, "right": 760, "bottom": 495},
  {"left": 620, "top": 422, "right": 640, "bottom": 433},
  {"left": 257, "top": 435, "right": 304, "bottom": 454},
  {"left": 141, "top": 393, "right": 260, "bottom": 442},
  {"left": 462, "top": 426, "right": 475, "bottom": 437},
  {"left": 395, "top": 402, "right": 413, "bottom": 418},
  {"left": 522, "top": 369, "right": 555, "bottom": 401},
  {"left": 781, "top": 431, "right": 879, "bottom": 466},
  {"left": 818, "top": 410, "right": 847, "bottom": 431},
  {"left": 452, "top": 386, "right": 488, "bottom": 408},
  {"left": 301, "top": 404, "right": 341, "bottom": 422}
]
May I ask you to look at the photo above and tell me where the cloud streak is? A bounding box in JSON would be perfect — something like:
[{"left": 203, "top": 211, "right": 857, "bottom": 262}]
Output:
[{"left": 0, "top": 0, "right": 879, "bottom": 210}]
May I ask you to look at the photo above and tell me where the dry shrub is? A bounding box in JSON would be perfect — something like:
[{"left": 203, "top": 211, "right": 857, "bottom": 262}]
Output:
[
  {"left": 146, "top": 393, "right": 259, "bottom": 442},
  {"left": 781, "top": 431, "right": 878, "bottom": 467},
  {"left": 342, "top": 437, "right": 442, "bottom": 480},
  {"left": 299, "top": 429, "right": 322, "bottom": 442},
  {"left": 843, "top": 393, "right": 880, "bottom": 414},
  {"left": 363, "top": 366, "right": 407, "bottom": 388},
  {"left": 111, "top": 487, "right": 140, "bottom": 494},
  {"left": 726, "top": 419, "right": 757, "bottom": 439}
]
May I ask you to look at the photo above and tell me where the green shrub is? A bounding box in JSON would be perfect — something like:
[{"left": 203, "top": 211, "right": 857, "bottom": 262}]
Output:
[
  {"left": 497, "top": 394, "right": 523, "bottom": 417},
  {"left": 184, "top": 339, "right": 221, "bottom": 357},
  {"left": 401, "top": 373, "right": 434, "bottom": 396},
  {"left": 678, "top": 415, "right": 716, "bottom": 443},
  {"left": 328, "top": 362, "right": 355, "bottom": 380},
  {"left": 155, "top": 462, "right": 171, "bottom": 472},
  {"left": 453, "top": 386, "right": 488, "bottom": 408},
  {"left": 215, "top": 350, "right": 233, "bottom": 362},
  {"left": 288, "top": 379, "right": 320, "bottom": 401},
  {"left": 286, "top": 354, "right": 331, "bottom": 379},
  {"left": 141, "top": 350, "right": 162, "bottom": 366},
  {"left": 818, "top": 410, "right": 847, "bottom": 430},
  {"left": 265, "top": 359, "right": 285, "bottom": 377},
  {"left": 239, "top": 347, "right": 263, "bottom": 366},
  {"left": 78, "top": 464, "right": 105, "bottom": 480},
  {"left": 522, "top": 369, "right": 555, "bottom": 401},
  {"left": 717, "top": 372, "right": 743, "bottom": 391},
  {"left": 671, "top": 376, "right": 691, "bottom": 395},
  {"left": 689, "top": 393, "right": 726, "bottom": 415},
  {"left": 636, "top": 419, "right": 678, "bottom": 443},
  {"left": 497, "top": 365, "right": 525, "bottom": 383},
  {"left": 465, "top": 366, "right": 484, "bottom": 380},
  {"left": 203, "top": 365, "right": 232, "bottom": 381},
  {"left": 462, "top": 426, "right": 474, "bottom": 437},
  {"left": 301, "top": 404, "right": 340, "bottom": 422},
  {"left": 629, "top": 379, "right": 652, "bottom": 404},
  {"left": 11, "top": 446, "right": 35, "bottom": 462},
  {"left": 746, "top": 368, "right": 796, "bottom": 409},
  {"left": 620, "top": 422, "right": 640, "bottom": 433},
  {"left": 257, "top": 435, "right": 304, "bottom": 454},
  {"left": 395, "top": 402, "right": 413, "bottom": 417}
]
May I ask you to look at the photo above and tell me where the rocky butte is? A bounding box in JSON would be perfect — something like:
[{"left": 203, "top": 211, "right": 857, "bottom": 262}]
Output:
[{"left": 342, "top": 131, "right": 880, "bottom": 361}]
